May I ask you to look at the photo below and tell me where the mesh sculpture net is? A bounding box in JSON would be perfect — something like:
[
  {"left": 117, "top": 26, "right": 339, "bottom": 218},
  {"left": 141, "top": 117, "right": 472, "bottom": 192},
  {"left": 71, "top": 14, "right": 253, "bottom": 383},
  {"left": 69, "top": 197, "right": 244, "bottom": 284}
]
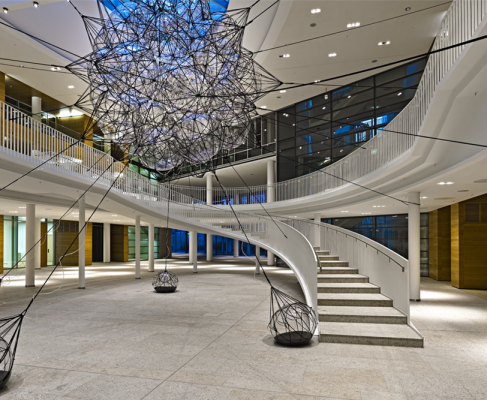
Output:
[
  {"left": 268, "top": 287, "right": 317, "bottom": 346},
  {"left": 68, "top": 0, "right": 281, "bottom": 171},
  {"left": 152, "top": 270, "right": 179, "bottom": 293},
  {"left": 0, "top": 313, "right": 24, "bottom": 388}
]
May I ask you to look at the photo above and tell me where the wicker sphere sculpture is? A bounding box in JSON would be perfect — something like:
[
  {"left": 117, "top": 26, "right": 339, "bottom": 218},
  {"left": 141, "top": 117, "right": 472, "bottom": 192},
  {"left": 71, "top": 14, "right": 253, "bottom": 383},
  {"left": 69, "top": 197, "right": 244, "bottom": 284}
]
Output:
[
  {"left": 0, "top": 335, "right": 14, "bottom": 388},
  {"left": 268, "top": 287, "right": 318, "bottom": 346},
  {"left": 69, "top": 0, "right": 281, "bottom": 172},
  {"left": 152, "top": 270, "right": 178, "bottom": 293}
]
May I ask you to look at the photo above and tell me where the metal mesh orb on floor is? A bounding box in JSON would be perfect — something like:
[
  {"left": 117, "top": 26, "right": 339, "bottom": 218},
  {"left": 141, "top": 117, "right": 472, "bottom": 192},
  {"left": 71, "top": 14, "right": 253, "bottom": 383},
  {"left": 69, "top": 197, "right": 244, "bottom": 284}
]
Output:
[
  {"left": 268, "top": 287, "right": 317, "bottom": 346},
  {"left": 152, "top": 271, "right": 179, "bottom": 293}
]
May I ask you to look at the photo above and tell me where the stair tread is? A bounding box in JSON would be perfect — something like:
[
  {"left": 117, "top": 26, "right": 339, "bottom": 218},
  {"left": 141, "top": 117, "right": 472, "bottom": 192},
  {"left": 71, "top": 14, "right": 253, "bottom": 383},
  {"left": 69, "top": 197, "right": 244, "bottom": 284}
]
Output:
[
  {"left": 320, "top": 260, "right": 349, "bottom": 263},
  {"left": 318, "top": 274, "right": 367, "bottom": 279},
  {"left": 318, "top": 293, "right": 390, "bottom": 301},
  {"left": 319, "top": 267, "right": 356, "bottom": 271},
  {"left": 318, "top": 306, "right": 405, "bottom": 317},
  {"left": 319, "top": 322, "right": 422, "bottom": 340},
  {"left": 318, "top": 283, "right": 378, "bottom": 289}
]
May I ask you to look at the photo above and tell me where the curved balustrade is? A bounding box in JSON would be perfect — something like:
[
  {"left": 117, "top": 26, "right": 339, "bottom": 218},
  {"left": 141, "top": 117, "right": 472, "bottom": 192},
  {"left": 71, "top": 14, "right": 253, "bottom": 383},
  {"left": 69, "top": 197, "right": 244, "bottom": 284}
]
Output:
[
  {"left": 0, "top": 100, "right": 318, "bottom": 312},
  {"left": 170, "top": 0, "right": 487, "bottom": 205}
]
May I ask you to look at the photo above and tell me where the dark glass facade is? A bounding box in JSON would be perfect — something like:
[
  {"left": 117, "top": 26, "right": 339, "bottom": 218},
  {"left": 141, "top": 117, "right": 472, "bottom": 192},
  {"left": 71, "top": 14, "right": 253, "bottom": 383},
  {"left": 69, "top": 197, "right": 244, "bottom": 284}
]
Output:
[
  {"left": 271, "top": 58, "right": 427, "bottom": 181},
  {"left": 323, "top": 213, "right": 429, "bottom": 276}
]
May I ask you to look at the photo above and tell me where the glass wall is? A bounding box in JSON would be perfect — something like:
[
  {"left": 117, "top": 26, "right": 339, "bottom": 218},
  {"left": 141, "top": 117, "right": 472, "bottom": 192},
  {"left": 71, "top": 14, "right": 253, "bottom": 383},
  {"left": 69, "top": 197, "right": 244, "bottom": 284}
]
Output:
[
  {"left": 3, "top": 216, "right": 27, "bottom": 269},
  {"left": 322, "top": 213, "right": 429, "bottom": 276},
  {"left": 268, "top": 58, "right": 427, "bottom": 181}
]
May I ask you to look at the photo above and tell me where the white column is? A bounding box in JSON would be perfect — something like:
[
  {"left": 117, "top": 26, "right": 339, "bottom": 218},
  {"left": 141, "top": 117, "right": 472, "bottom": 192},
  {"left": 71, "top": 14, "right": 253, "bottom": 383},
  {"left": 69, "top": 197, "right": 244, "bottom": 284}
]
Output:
[
  {"left": 267, "top": 159, "right": 276, "bottom": 265},
  {"left": 314, "top": 213, "right": 321, "bottom": 248},
  {"left": 233, "top": 239, "right": 239, "bottom": 257},
  {"left": 35, "top": 218, "right": 41, "bottom": 269},
  {"left": 135, "top": 216, "right": 141, "bottom": 279},
  {"left": 189, "top": 231, "right": 197, "bottom": 273},
  {"left": 206, "top": 234, "right": 213, "bottom": 262},
  {"left": 149, "top": 223, "right": 155, "bottom": 272},
  {"left": 103, "top": 223, "right": 111, "bottom": 263},
  {"left": 408, "top": 192, "right": 421, "bottom": 301},
  {"left": 25, "top": 204, "right": 36, "bottom": 287},
  {"left": 31, "top": 96, "right": 42, "bottom": 121},
  {"left": 255, "top": 245, "right": 261, "bottom": 274},
  {"left": 206, "top": 173, "right": 213, "bottom": 205},
  {"left": 267, "top": 159, "right": 275, "bottom": 202},
  {"left": 78, "top": 196, "right": 85, "bottom": 289}
]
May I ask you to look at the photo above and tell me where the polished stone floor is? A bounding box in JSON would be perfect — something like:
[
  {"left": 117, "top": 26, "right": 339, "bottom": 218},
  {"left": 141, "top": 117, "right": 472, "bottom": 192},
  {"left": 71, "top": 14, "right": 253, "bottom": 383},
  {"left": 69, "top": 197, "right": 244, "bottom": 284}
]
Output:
[{"left": 0, "top": 257, "right": 486, "bottom": 400}]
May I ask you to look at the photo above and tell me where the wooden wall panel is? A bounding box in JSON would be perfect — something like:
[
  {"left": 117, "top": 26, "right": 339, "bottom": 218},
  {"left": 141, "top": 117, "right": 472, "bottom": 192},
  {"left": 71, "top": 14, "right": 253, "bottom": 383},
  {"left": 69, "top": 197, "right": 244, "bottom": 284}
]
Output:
[
  {"left": 451, "top": 194, "right": 487, "bottom": 289},
  {"left": 111, "top": 224, "right": 128, "bottom": 262},
  {"left": 0, "top": 71, "right": 5, "bottom": 103},
  {"left": 41, "top": 222, "right": 47, "bottom": 267},
  {"left": 0, "top": 215, "right": 4, "bottom": 274},
  {"left": 429, "top": 207, "right": 451, "bottom": 281},
  {"left": 54, "top": 220, "right": 93, "bottom": 266}
]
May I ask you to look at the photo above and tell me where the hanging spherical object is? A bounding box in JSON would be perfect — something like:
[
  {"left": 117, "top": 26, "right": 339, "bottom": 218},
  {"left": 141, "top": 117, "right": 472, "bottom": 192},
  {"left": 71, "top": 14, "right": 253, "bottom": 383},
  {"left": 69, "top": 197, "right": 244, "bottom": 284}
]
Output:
[
  {"left": 268, "top": 287, "right": 318, "bottom": 346},
  {"left": 69, "top": 0, "right": 281, "bottom": 171},
  {"left": 152, "top": 270, "right": 178, "bottom": 293},
  {"left": 0, "top": 337, "right": 12, "bottom": 388}
]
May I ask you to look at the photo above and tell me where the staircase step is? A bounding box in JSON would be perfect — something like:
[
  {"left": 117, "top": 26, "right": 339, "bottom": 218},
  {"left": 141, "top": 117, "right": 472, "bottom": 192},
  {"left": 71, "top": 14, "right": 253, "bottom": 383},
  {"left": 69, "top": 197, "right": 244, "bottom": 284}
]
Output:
[
  {"left": 318, "top": 255, "right": 340, "bottom": 261},
  {"left": 318, "top": 306, "right": 407, "bottom": 324},
  {"left": 317, "top": 283, "right": 380, "bottom": 293},
  {"left": 319, "top": 322, "right": 423, "bottom": 348},
  {"left": 318, "top": 267, "right": 358, "bottom": 275},
  {"left": 315, "top": 250, "right": 330, "bottom": 255},
  {"left": 318, "top": 274, "right": 368, "bottom": 283},
  {"left": 318, "top": 293, "right": 393, "bottom": 307},
  {"left": 320, "top": 260, "right": 349, "bottom": 267}
]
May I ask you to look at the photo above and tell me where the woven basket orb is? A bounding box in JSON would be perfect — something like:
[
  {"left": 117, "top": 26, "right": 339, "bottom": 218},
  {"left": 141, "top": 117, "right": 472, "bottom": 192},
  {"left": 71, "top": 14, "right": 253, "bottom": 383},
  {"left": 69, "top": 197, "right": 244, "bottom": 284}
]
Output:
[
  {"left": 269, "top": 302, "right": 317, "bottom": 346},
  {"left": 0, "top": 337, "right": 13, "bottom": 388},
  {"left": 152, "top": 271, "right": 178, "bottom": 293}
]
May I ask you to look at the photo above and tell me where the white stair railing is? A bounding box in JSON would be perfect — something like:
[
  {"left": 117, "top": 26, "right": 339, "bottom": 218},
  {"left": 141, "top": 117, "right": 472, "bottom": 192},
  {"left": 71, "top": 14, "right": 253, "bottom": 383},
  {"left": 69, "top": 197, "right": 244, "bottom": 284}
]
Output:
[{"left": 283, "top": 218, "right": 410, "bottom": 321}]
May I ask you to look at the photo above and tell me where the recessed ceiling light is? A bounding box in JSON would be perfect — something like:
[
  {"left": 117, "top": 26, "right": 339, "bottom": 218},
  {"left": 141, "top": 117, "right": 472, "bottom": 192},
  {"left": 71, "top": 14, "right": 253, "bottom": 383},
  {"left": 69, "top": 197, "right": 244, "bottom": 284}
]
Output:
[
  {"left": 347, "top": 22, "right": 360, "bottom": 28},
  {"left": 322, "top": 106, "right": 326, "bottom": 110},
  {"left": 283, "top": 113, "right": 289, "bottom": 117},
  {"left": 280, "top": 54, "right": 290, "bottom": 58},
  {"left": 420, "top": 196, "right": 428, "bottom": 199},
  {"left": 405, "top": 7, "right": 411, "bottom": 11},
  {"left": 10, "top": 211, "right": 18, "bottom": 213},
  {"left": 19, "top": 65, "right": 24, "bottom": 68},
  {"left": 347, "top": 95, "right": 351, "bottom": 99},
  {"left": 261, "top": 105, "right": 267, "bottom": 109},
  {"left": 361, "top": 212, "right": 371, "bottom": 215},
  {"left": 446, "top": 182, "right": 454, "bottom": 185},
  {"left": 314, "top": 80, "right": 320, "bottom": 83},
  {"left": 341, "top": 211, "right": 349, "bottom": 213},
  {"left": 378, "top": 41, "right": 391, "bottom": 46},
  {"left": 311, "top": 8, "right": 321, "bottom": 14},
  {"left": 51, "top": 67, "right": 61, "bottom": 71},
  {"left": 18, "top": 206, "right": 26, "bottom": 209},
  {"left": 33, "top": 1, "right": 39, "bottom": 7},
  {"left": 437, "top": 182, "right": 446, "bottom": 185},
  {"left": 397, "top": 92, "right": 402, "bottom": 96},
  {"left": 328, "top": 53, "right": 337, "bottom": 57},
  {"left": 68, "top": 85, "right": 75, "bottom": 89},
  {"left": 280, "top": 90, "right": 286, "bottom": 93},
  {"left": 310, "top": 23, "right": 317, "bottom": 27},
  {"left": 3, "top": 7, "right": 8, "bottom": 13}
]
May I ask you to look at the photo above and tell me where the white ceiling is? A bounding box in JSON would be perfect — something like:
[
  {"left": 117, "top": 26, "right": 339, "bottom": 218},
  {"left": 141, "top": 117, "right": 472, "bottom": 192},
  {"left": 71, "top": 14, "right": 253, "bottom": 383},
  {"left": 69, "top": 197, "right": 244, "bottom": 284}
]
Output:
[{"left": 0, "top": 0, "right": 450, "bottom": 115}]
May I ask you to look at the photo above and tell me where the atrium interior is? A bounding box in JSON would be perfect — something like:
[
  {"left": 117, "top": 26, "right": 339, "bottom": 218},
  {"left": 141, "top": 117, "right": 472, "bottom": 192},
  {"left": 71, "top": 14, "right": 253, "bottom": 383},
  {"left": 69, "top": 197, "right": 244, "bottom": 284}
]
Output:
[{"left": 0, "top": 0, "right": 487, "bottom": 399}]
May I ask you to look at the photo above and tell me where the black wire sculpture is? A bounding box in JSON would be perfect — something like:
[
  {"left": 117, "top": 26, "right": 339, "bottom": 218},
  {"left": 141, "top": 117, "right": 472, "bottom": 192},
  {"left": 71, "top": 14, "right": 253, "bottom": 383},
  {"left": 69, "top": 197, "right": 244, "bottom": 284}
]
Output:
[
  {"left": 67, "top": 0, "right": 281, "bottom": 171},
  {"left": 268, "top": 287, "right": 317, "bottom": 346},
  {"left": 152, "top": 270, "right": 179, "bottom": 293},
  {"left": 0, "top": 313, "right": 23, "bottom": 387}
]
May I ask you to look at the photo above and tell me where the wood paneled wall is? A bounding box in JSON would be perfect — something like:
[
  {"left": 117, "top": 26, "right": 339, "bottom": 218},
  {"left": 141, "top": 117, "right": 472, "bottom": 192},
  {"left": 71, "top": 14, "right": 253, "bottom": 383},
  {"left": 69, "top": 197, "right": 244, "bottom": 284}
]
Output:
[
  {"left": 111, "top": 224, "right": 128, "bottom": 262},
  {"left": 0, "top": 71, "right": 5, "bottom": 103},
  {"left": 451, "top": 194, "right": 487, "bottom": 289},
  {"left": 0, "top": 215, "right": 4, "bottom": 274},
  {"left": 158, "top": 227, "right": 172, "bottom": 259},
  {"left": 41, "top": 222, "right": 48, "bottom": 267},
  {"left": 429, "top": 207, "right": 451, "bottom": 280},
  {"left": 54, "top": 220, "right": 92, "bottom": 266}
]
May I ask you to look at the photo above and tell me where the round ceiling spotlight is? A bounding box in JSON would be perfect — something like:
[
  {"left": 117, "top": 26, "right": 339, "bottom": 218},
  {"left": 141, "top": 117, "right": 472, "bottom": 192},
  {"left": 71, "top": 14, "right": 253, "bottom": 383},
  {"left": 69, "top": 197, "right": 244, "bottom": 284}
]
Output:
[
  {"left": 405, "top": 7, "right": 411, "bottom": 11},
  {"left": 310, "top": 23, "right": 316, "bottom": 27},
  {"left": 2, "top": 7, "right": 8, "bottom": 13}
]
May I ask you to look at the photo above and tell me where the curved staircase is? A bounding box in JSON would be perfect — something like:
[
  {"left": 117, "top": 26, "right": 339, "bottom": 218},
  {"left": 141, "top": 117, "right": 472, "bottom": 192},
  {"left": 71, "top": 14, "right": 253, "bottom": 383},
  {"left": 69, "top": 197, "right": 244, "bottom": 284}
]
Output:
[{"left": 315, "top": 248, "right": 423, "bottom": 348}]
